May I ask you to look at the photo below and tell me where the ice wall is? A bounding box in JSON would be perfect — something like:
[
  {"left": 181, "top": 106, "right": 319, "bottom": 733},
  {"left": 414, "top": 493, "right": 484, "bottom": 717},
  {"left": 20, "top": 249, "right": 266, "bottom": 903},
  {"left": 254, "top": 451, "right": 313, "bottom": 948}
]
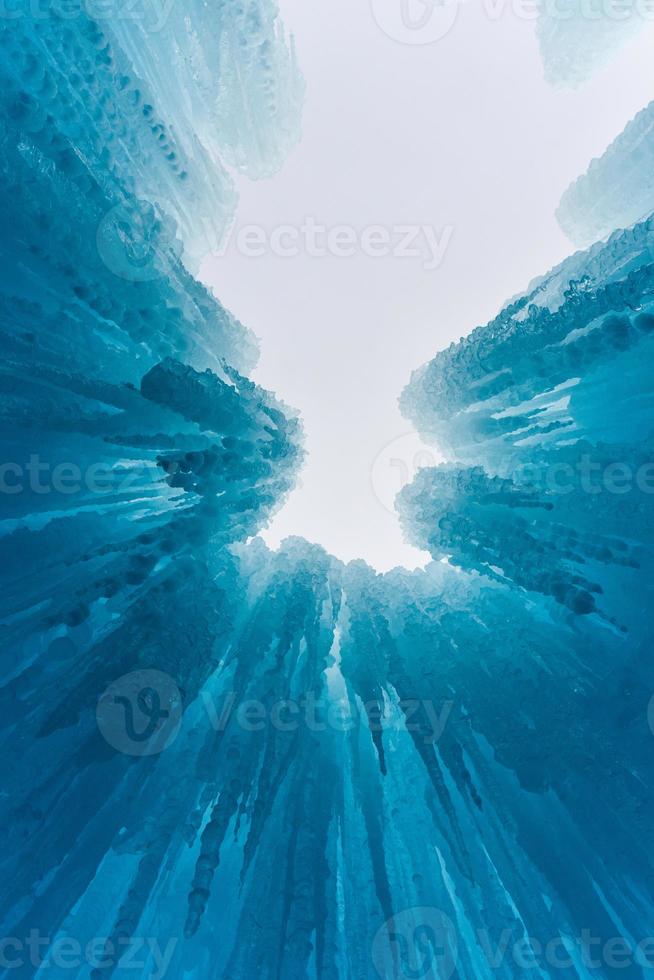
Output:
[
  {"left": 0, "top": 12, "right": 305, "bottom": 965},
  {"left": 558, "top": 100, "right": 654, "bottom": 247},
  {"left": 392, "top": 148, "right": 654, "bottom": 979},
  {"left": 4, "top": 535, "right": 653, "bottom": 978},
  {"left": 0, "top": 0, "right": 303, "bottom": 266},
  {"left": 0, "top": 0, "right": 305, "bottom": 679},
  {"left": 400, "top": 214, "right": 654, "bottom": 629}
]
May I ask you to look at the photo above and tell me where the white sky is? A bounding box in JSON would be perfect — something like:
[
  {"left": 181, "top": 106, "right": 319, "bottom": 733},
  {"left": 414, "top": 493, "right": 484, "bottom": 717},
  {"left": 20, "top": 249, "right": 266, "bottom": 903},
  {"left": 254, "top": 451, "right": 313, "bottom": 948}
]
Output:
[{"left": 201, "top": 4, "right": 654, "bottom": 572}]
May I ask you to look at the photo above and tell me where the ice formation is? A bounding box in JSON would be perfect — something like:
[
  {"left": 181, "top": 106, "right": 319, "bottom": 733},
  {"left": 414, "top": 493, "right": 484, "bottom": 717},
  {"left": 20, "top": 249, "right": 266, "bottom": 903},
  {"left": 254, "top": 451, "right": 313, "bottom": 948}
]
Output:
[
  {"left": 536, "top": 7, "right": 646, "bottom": 87},
  {"left": 558, "top": 100, "right": 654, "bottom": 247},
  {"left": 0, "top": 0, "right": 303, "bottom": 269},
  {"left": 1, "top": 6, "right": 654, "bottom": 980},
  {"left": 400, "top": 215, "right": 654, "bottom": 625}
]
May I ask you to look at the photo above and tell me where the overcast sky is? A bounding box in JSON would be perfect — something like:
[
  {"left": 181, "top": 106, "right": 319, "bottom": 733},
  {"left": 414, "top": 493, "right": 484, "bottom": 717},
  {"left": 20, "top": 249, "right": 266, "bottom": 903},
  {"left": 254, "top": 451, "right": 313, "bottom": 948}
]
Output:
[{"left": 202, "top": 4, "right": 654, "bottom": 571}]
